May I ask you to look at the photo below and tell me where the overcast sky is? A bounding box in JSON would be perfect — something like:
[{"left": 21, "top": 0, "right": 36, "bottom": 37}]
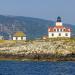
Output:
[{"left": 0, "top": 0, "right": 75, "bottom": 24}]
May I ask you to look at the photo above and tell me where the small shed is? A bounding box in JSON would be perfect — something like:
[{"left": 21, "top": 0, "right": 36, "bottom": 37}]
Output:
[{"left": 13, "top": 31, "right": 26, "bottom": 40}]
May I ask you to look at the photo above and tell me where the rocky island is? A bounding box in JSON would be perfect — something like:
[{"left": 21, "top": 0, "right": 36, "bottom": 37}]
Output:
[
  {"left": 0, "top": 16, "right": 74, "bottom": 61},
  {"left": 0, "top": 38, "right": 75, "bottom": 61}
]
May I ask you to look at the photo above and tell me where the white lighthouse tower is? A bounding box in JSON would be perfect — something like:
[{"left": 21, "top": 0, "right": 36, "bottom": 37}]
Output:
[{"left": 56, "top": 16, "right": 62, "bottom": 26}]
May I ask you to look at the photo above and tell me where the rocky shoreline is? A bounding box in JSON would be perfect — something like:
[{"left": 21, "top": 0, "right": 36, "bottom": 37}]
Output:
[
  {"left": 0, "top": 55, "right": 75, "bottom": 61},
  {"left": 0, "top": 38, "right": 75, "bottom": 61}
]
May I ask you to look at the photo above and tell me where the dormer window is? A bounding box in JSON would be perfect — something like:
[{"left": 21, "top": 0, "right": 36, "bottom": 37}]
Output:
[
  {"left": 64, "top": 29, "right": 65, "bottom": 31},
  {"left": 57, "top": 29, "right": 59, "bottom": 32},
  {"left": 60, "top": 29, "right": 62, "bottom": 32},
  {"left": 54, "top": 29, "right": 56, "bottom": 32}
]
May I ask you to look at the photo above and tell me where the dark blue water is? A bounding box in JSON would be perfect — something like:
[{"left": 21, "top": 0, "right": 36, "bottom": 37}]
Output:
[{"left": 0, "top": 61, "right": 75, "bottom": 75}]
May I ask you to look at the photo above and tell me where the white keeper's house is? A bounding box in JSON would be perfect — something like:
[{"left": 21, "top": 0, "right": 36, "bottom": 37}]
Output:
[{"left": 48, "top": 16, "right": 71, "bottom": 38}]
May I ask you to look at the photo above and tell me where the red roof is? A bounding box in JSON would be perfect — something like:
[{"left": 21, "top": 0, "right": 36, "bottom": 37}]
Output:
[{"left": 48, "top": 26, "right": 71, "bottom": 32}]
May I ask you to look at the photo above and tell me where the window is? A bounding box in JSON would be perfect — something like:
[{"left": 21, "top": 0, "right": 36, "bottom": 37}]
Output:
[
  {"left": 64, "top": 29, "right": 65, "bottom": 31},
  {"left": 57, "top": 29, "right": 59, "bottom": 32},
  {"left": 52, "top": 33, "right": 54, "bottom": 36},
  {"left": 54, "top": 29, "right": 56, "bottom": 32},
  {"left": 59, "top": 33, "right": 61, "bottom": 36},
  {"left": 60, "top": 29, "right": 62, "bottom": 32},
  {"left": 65, "top": 33, "right": 68, "bottom": 36}
]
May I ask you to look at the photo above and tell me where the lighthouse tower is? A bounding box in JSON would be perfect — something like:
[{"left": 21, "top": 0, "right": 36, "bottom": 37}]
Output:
[
  {"left": 48, "top": 16, "right": 71, "bottom": 38},
  {"left": 56, "top": 16, "right": 62, "bottom": 26}
]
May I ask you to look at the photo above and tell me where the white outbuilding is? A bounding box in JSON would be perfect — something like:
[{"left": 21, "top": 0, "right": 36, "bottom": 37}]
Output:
[{"left": 12, "top": 31, "right": 26, "bottom": 40}]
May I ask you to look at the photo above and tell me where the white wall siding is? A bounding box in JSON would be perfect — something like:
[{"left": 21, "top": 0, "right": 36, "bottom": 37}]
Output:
[
  {"left": 13, "top": 37, "right": 16, "bottom": 40},
  {"left": 48, "top": 32, "right": 71, "bottom": 38},
  {"left": 17, "top": 37, "right": 21, "bottom": 40},
  {"left": 13, "top": 36, "right": 26, "bottom": 40},
  {"left": 56, "top": 22, "right": 62, "bottom": 26},
  {"left": 23, "top": 37, "right": 26, "bottom": 40}
]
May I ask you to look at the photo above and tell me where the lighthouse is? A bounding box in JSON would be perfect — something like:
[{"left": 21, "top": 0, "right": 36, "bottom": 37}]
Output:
[{"left": 48, "top": 16, "right": 71, "bottom": 38}]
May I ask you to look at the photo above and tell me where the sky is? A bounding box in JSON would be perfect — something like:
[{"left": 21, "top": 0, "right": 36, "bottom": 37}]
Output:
[{"left": 0, "top": 0, "right": 75, "bottom": 24}]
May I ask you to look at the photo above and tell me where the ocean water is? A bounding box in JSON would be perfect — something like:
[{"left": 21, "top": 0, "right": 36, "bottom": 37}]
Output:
[{"left": 0, "top": 61, "right": 75, "bottom": 75}]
